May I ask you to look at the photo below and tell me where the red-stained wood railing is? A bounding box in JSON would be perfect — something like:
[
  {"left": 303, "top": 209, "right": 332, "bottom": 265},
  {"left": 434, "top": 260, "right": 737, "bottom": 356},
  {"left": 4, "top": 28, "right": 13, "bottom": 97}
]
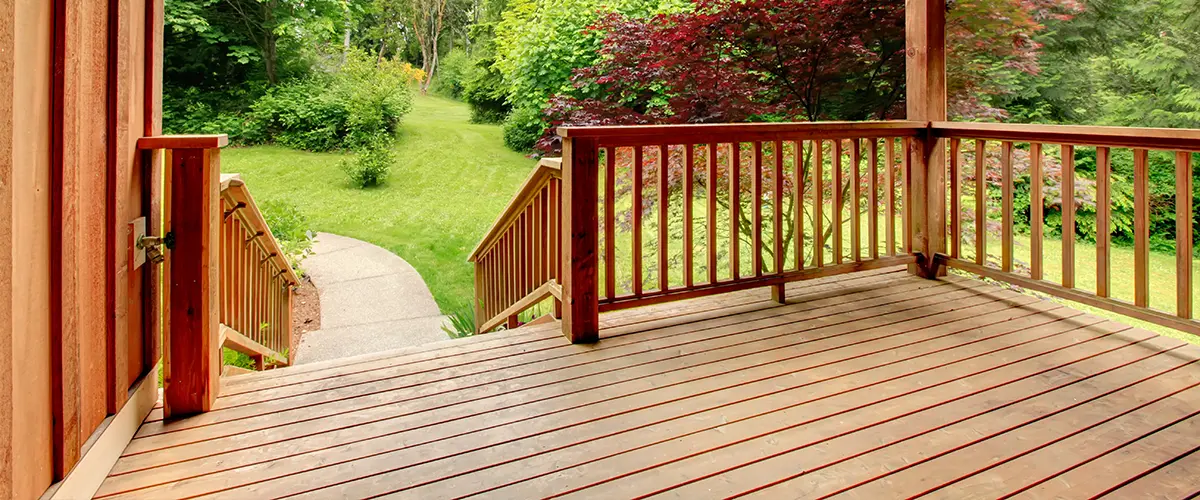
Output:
[
  {"left": 543, "top": 121, "right": 926, "bottom": 342},
  {"left": 931, "top": 122, "right": 1200, "bottom": 336},
  {"left": 138, "top": 134, "right": 298, "bottom": 418},
  {"left": 219, "top": 174, "right": 301, "bottom": 369},
  {"left": 474, "top": 120, "right": 1200, "bottom": 344},
  {"left": 467, "top": 158, "right": 563, "bottom": 334}
]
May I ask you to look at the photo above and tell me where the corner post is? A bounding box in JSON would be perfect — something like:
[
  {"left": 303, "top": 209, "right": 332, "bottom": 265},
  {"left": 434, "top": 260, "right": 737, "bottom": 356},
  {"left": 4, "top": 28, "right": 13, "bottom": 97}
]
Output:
[
  {"left": 906, "top": 0, "right": 948, "bottom": 278},
  {"left": 163, "top": 147, "right": 222, "bottom": 417},
  {"left": 560, "top": 135, "right": 600, "bottom": 344}
]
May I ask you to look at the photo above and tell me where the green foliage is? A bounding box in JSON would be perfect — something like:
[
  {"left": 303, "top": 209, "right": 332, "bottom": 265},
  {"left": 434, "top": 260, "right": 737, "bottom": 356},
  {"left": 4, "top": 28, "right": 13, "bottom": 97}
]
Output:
[
  {"left": 463, "top": 56, "right": 511, "bottom": 123},
  {"left": 340, "top": 137, "right": 396, "bottom": 188},
  {"left": 441, "top": 307, "right": 477, "bottom": 338},
  {"left": 248, "top": 52, "right": 418, "bottom": 151},
  {"left": 434, "top": 50, "right": 476, "bottom": 98},
  {"left": 502, "top": 105, "right": 546, "bottom": 152},
  {"left": 261, "top": 200, "right": 316, "bottom": 272},
  {"left": 490, "top": 0, "right": 688, "bottom": 146}
]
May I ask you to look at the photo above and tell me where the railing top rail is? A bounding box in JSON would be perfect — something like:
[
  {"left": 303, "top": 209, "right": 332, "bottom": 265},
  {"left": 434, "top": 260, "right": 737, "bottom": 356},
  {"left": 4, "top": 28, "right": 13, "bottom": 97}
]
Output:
[
  {"left": 467, "top": 158, "right": 562, "bottom": 262},
  {"left": 137, "top": 134, "right": 229, "bottom": 150},
  {"left": 932, "top": 121, "right": 1200, "bottom": 152},
  {"left": 557, "top": 120, "right": 927, "bottom": 145},
  {"left": 220, "top": 174, "right": 302, "bottom": 285}
]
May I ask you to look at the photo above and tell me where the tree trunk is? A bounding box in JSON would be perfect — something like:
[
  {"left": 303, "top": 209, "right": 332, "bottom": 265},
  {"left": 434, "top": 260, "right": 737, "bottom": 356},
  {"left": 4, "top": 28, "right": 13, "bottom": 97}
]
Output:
[
  {"left": 265, "top": 31, "right": 278, "bottom": 85},
  {"left": 263, "top": 0, "right": 279, "bottom": 85},
  {"left": 342, "top": 28, "right": 351, "bottom": 65}
]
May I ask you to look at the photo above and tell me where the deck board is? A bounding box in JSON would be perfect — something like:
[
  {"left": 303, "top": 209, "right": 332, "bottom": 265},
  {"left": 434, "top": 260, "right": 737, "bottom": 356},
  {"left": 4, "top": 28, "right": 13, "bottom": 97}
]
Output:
[{"left": 98, "top": 269, "right": 1200, "bottom": 499}]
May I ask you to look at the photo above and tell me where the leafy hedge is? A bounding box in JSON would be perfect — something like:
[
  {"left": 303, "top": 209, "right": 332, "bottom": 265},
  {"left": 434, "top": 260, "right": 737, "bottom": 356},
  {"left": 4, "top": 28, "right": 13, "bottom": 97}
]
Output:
[
  {"left": 249, "top": 53, "right": 421, "bottom": 151},
  {"left": 165, "top": 51, "right": 422, "bottom": 152}
]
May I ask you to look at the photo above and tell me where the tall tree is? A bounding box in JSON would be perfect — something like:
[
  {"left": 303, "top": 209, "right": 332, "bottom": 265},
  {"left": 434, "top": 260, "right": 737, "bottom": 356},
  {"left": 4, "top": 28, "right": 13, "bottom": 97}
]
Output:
[{"left": 408, "top": 0, "right": 449, "bottom": 92}]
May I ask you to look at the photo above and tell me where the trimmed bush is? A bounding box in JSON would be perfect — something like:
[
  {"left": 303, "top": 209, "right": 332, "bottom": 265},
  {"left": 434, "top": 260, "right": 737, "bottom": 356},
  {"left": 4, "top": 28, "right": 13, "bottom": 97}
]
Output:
[
  {"left": 340, "top": 137, "right": 395, "bottom": 188},
  {"left": 249, "top": 51, "right": 421, "bottom": 152},
  {"left": 502, "top": 105, "right": 546, "bottom": 153}
]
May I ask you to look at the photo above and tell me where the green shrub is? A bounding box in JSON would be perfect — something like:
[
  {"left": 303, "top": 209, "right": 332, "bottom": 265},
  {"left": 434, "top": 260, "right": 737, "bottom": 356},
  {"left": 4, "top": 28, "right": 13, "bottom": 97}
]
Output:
[
  {"left": 434, "top": 50, "right": 475, "bottom": 99},
  {"left": 341, "top": 137, "right": 395, "bottom": 188},
  {"left": 261, "top": 200, "right": 316, "bottom": 273},
  {"left": 502, "top": 105, "right": 546, "bottom": 152},
  {"left": 463, "top": 57, "right": 511, "bottom": 124},
  {"left": 248, "top": 51, "right": 420, "bottom": 152}
]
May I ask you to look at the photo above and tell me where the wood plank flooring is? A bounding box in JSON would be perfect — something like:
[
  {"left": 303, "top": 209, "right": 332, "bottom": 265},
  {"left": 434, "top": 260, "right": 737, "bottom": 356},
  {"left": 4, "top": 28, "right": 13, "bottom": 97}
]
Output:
[{"left": 99, "top": 268, "right": 1200, "bottom": 499}]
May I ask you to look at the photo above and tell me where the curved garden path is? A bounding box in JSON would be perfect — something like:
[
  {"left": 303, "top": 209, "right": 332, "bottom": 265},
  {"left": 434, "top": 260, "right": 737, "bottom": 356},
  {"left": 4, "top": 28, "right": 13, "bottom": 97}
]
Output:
[{"left": 293, "top": 233, "right": 448, "bottom": 364}]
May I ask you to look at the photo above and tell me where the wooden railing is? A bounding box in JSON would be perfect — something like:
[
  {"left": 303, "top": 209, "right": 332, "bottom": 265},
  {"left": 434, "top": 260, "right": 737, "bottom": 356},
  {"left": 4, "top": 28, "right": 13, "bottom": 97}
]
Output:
[
  {"left": 929, "top": 122, "right": 1200, "bottom": 336},
  {"left": 473, "top": 121, "right": 1200, "bottom": 344},
  {"left": 468, "top": 158, "right": 563, "bottom": 333},
  {"left": 473, "top": 122, "right": 929, "bottom": 340},
  {"left": 219, "top": 174, "right": 300, "bottom": 368}
]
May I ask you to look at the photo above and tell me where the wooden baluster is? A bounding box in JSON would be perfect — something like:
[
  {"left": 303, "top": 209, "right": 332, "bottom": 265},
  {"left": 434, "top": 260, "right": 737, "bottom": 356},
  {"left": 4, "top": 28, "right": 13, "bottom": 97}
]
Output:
[
  {"left": 231, "top": 221, "right": 238, "bottom": 329},
  {"left": 813, "top": 140, "right": 825, "bottom": 267},
  {"left": 507, "top": 232, "right": 516, "bottom": 320},
  {"left": 868, "top": 139, "right": 879, "bottom": 260},
  {"left": 604, "top": 149, "right": 615, "bottom": 299},
  {"left": 561, "top": 135, "right": 600, "bottom": 343},
  {"left": 902, "top": 138, "right": 912, "bottom": 255},
  {"left": 1134, "top": 148, "right": 1150, "bottom": 307},
  {"left": 659, "top": 144, "right": 669, "bottom": 291},
  {"left": 517, "top": 211, "right": 526, "bottom": 298},
  {"left": 535, "top": 190, "right": 544, "bottom": 286},
  {"left": 833, "top": 139, "right": 844, "bottom": 265},
  {"left": 974, "top": 139, "right": 986, "bottom": 266},
  {"left": 220, "top": 202, "right": 228, "bottom": 325},
  {"left": 773, "top": 140, "right": 784, "bottom": 274},
  {"left": 474, "top": 259, "right": 484, "bottom": 332},
  {"left": 795, "top": 141, "right": 805, "bottom": 270},
  {"left": 772, "top": 140, "right": 785, "bottom": 303},
  {"left": 633, "top": 146, "right": 644, "bottom": 296},
  {"left": 555, "top": 177, "right": 563, "bottom": 287},
  {"left": 1096, "top": 147, "right": 1111, "bottom": 297},
  {"left": 1031, "top": 143, "right": 1045, "bottom": 281},
  {"left": 706, "top": 143, "right": 718, "bottom": 284},
  {"left": 543, "top": 185, "right": 551, "bottom": 286},
  {"left": 526, "top": 206, "right": 534, "bottom": 293},
  {"left": 948, "top": 138, "right": 961, "bottom": 259},
  {"left": 241, "top": 226, "right": 250, "bottom": 336},
  {"left": 851, "top": 138, "right": 862, "bottom": 262},
  {"left": 164, "top": 147, "right": 221, "bottom": 417},
  {"left": 885, "top": 138, "right": 896, "bottom": 256},
  {"left": 753, "top": 141, "right": 764, "bottom": 276},
  {"left": 1062, "top": 145, "right": 1076, "bottom": 288},
  {"left": 1177, "top": 151, "right": 1193, "bottom": 318},
  {"left": 730, "top": 143, "right": 741, "bottom": 279},
  {"left": 1001, "top": 141, "right": 1014, "bottom": 272},
  {"left": 684, "top": 145, "right": 695, "bottom": 288}
]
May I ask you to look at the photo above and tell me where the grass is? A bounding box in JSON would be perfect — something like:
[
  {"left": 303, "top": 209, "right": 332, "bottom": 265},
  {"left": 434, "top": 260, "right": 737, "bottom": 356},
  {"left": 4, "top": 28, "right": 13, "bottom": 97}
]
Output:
[{"left": 221, "top": 93, "right": 539, "bottom": 315}]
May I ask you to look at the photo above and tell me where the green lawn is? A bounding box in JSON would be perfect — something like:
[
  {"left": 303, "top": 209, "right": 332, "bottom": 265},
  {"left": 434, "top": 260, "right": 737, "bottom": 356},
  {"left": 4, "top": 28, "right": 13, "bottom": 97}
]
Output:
[{"left": 221, "top": 93, "right": 539, "bottom": 315}]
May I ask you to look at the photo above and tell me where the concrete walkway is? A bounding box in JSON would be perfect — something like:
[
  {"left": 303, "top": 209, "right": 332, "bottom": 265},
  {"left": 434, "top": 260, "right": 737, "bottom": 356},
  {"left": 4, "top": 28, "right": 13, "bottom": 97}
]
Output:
[{"left": 293, "top": 233, "right": 448, "bottom": 364}]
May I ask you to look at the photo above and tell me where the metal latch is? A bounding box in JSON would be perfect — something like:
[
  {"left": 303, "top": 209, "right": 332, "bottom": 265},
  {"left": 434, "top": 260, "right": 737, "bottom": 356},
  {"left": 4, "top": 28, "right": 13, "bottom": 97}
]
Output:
[
  {"left": 137, "top": 233, "right": 171, "bottom": 265},
  {"left": 130, "top": 216, "right": 172, "bottom": 270}
]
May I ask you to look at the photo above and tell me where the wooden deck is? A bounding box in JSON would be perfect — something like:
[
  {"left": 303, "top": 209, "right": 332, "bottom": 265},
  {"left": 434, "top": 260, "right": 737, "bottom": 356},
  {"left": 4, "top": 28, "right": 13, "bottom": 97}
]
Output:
[{"left": 97, "top": 268, "right": 1200, "bottom": 499}]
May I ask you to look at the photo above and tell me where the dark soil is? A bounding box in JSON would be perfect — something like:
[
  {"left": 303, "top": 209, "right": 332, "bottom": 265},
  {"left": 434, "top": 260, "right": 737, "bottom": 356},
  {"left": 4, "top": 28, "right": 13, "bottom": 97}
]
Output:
[{"left": 292, "top": 277, "right": 321, "bottom": 345}]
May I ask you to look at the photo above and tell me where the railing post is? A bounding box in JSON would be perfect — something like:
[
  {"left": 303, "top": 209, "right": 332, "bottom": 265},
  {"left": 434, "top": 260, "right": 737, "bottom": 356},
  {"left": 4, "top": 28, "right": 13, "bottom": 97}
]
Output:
[
  {"left": 560, "top": 136, "right": 600, "bottom": 344},
  {"left": 163, "top": 146, "right": 222, "bottom": 417},
  {"left": 906, "top": 0, "right": 947, "bottom": 278}
]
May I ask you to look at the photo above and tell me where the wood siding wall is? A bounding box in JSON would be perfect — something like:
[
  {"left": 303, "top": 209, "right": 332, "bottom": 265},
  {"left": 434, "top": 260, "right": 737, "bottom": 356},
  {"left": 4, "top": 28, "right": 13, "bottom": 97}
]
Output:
[{"left": 0, "top": 0, "right": 161, "bottom": 497}]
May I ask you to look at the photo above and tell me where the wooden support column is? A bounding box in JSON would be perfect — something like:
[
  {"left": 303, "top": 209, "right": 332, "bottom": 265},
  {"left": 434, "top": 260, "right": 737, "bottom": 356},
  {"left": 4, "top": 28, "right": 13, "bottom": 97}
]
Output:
[
  {"left": 141, "top": 135, "right": 228, "bottom": 417},
  {"left": 560, "top": 136, "right": 600, "bottom": 344},
  {"left": 905, "top": 0, "right": 948, "bottom": 278}
]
